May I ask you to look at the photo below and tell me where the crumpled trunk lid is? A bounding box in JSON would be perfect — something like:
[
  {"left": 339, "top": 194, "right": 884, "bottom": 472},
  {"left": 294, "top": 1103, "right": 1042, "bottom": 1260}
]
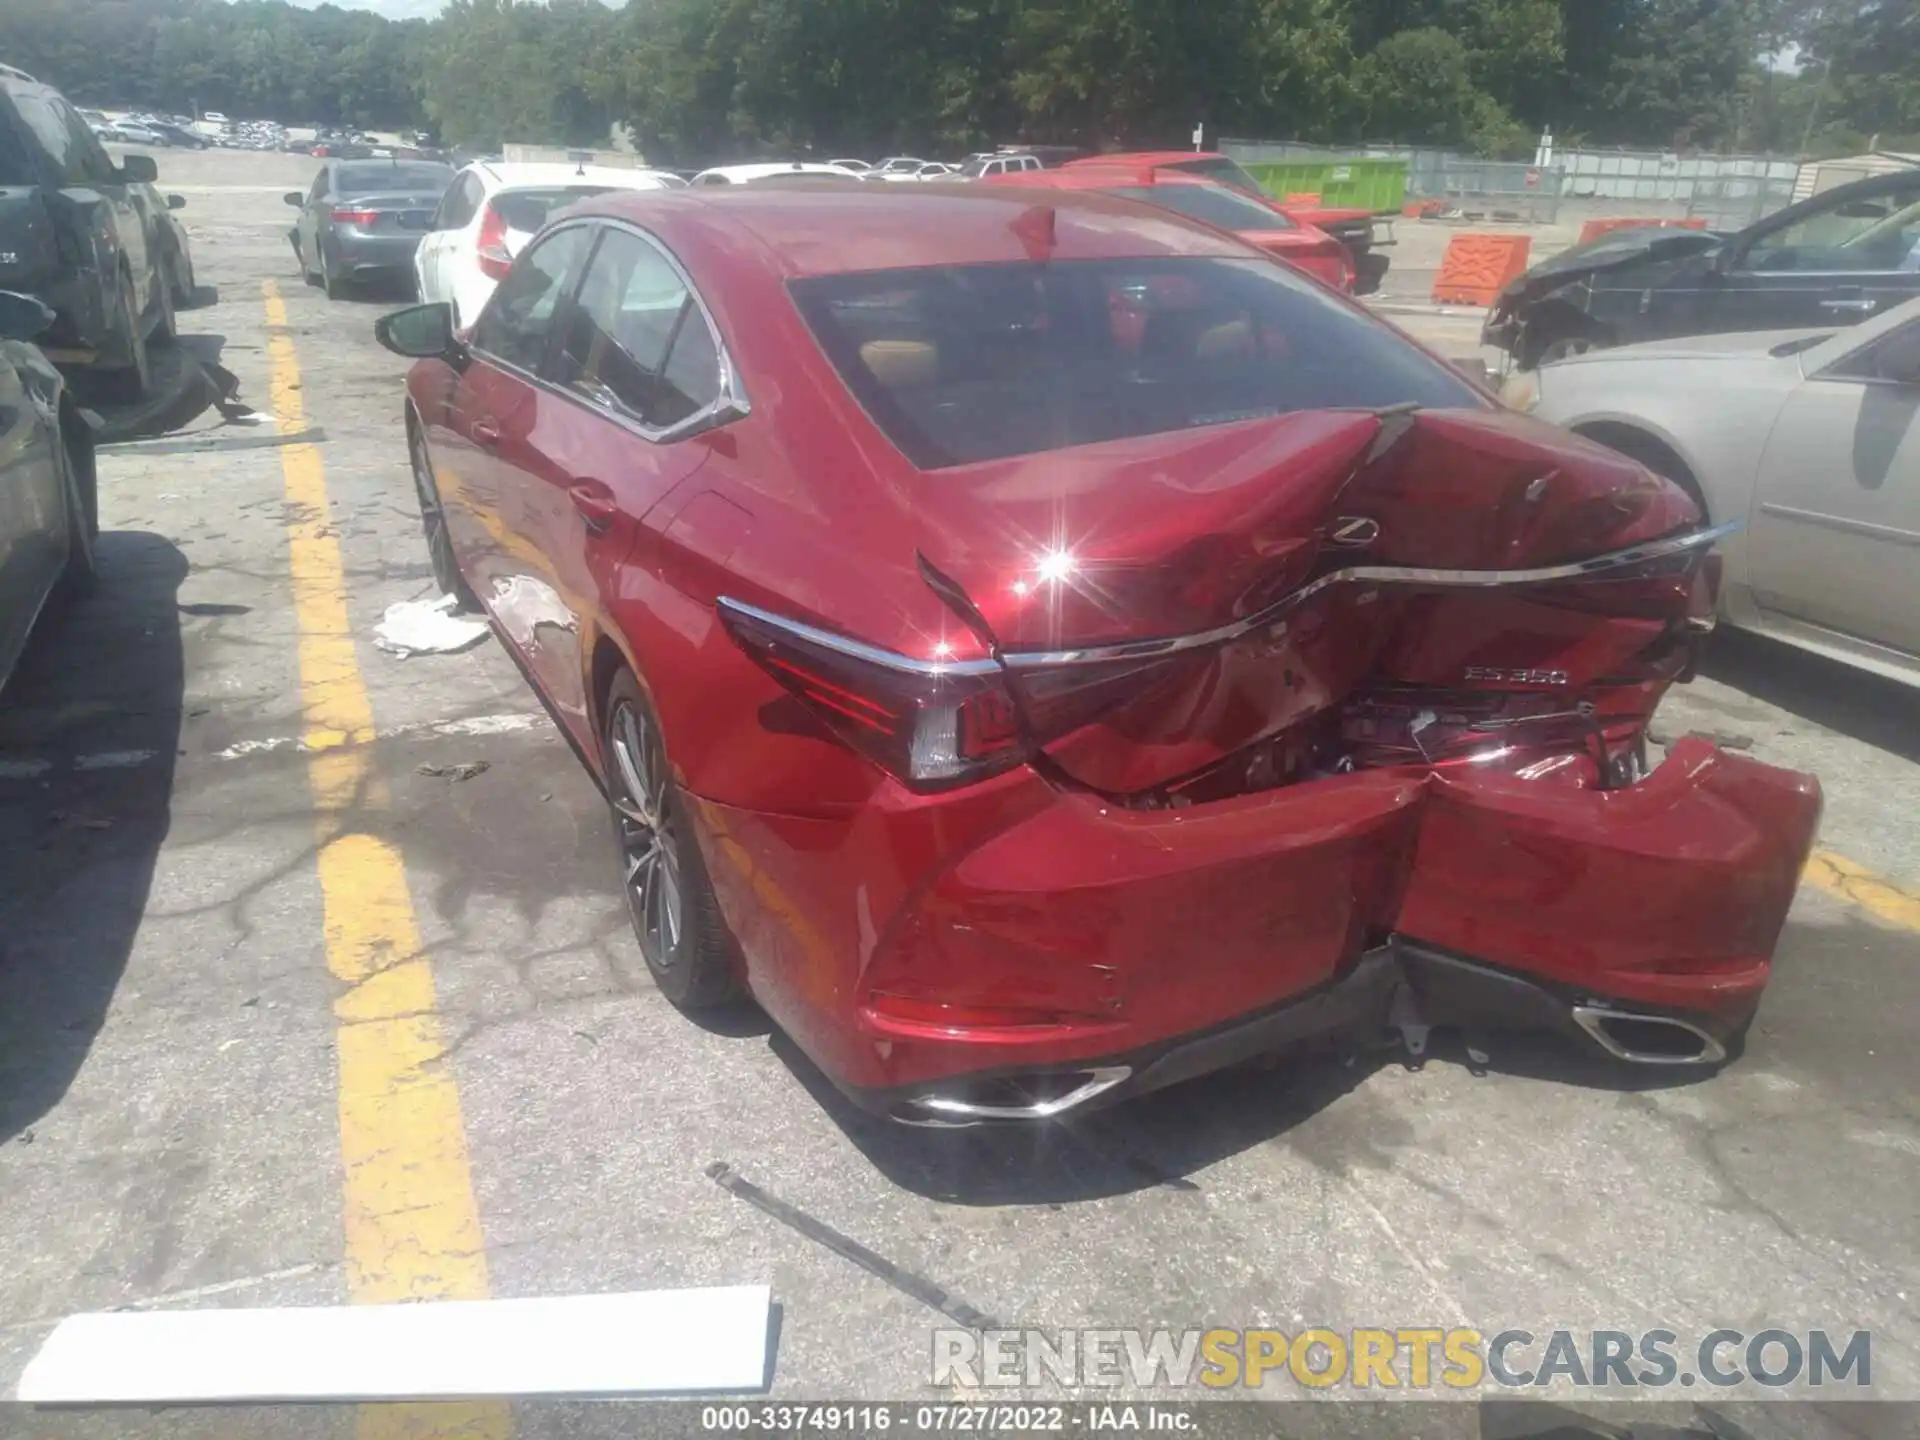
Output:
[{"left": 910, "top": 407, "right": 1719, "bottom": 799}]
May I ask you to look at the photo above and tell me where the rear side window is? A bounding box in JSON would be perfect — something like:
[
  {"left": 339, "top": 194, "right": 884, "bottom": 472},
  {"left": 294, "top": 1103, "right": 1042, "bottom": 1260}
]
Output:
[
  {"left": 553, "top": 226, "right": 721, "bottom": 429},
  {"left": 790, "top": 257, "right": 1478, "bottom": 470},
  {"left": 434, "top": 173, "right": 482, "bottom": 230},
  {"left": 11, "top": 91, "right": 115, "bottom": 186},
  {"left": 471, "top": 223, "right": 593, "bottom": 373},
  {"left": 1165, "top": 156, "right": 1270, "bottom": 197},
  {"left": 1106, "top": 184, "right": 1294, "bottom": 232},
  {"left": 0, "top": 108, "right": 38, "bottom": 186}
]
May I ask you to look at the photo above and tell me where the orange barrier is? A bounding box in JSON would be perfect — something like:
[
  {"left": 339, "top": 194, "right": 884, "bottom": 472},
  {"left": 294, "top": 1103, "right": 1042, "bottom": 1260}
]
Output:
[
  {"left": 1284, "top": 192, "right": 1323, "bottom": 207},
  {"left": 1431, "top": 233, "right": 1533, "bottom": 306},
  {"left": 1403, "top": 199, "right": 1444, "bottom": 219},
  {"left": 1577, "top": 216, "right": 1710, "bottom": 244}
]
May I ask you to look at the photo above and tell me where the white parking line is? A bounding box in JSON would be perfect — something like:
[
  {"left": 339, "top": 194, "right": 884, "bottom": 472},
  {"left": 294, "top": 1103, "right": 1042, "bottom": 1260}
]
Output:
[{"left": 0, "top": 712, "right": 547, "bottom": 778}]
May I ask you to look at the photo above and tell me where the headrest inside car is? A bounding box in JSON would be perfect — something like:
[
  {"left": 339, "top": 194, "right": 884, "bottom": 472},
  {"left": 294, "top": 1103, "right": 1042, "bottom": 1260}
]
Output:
[{"left": 860, "top": 339, "right": 939, "bottom": 390}]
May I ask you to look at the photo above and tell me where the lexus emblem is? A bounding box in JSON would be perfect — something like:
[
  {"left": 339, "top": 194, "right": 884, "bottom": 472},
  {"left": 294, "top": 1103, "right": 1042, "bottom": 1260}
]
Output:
[{"left": 1328, "top": 516, "right": 1381, "bottom": 548}]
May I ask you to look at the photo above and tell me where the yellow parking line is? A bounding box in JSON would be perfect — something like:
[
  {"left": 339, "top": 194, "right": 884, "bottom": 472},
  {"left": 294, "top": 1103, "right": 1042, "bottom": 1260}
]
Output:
[
  {"left": 263, "top": 280, "right": 508, "bottom": 1440},
  {"left": 1803, "top": 848, "right": 1920, "bottom": 932}
]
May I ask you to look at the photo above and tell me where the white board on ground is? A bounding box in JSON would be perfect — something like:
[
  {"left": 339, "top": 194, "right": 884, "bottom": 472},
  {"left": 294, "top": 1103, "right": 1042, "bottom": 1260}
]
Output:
[{"left": 17, "top": 1285, "right": 773, "bottom": 1403}]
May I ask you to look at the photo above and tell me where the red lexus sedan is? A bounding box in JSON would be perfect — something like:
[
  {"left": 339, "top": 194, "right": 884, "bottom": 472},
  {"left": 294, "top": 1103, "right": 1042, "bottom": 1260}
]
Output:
[
  {"left": 983, "top": 166, "right": 1355, "bottom": 291},
  {"left": 375, "top": 186, "right": 1821, "bottom": 1126}
]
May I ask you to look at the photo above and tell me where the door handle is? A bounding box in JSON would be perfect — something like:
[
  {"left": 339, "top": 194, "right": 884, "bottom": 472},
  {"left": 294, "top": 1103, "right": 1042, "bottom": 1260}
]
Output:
[
  {"left": 470, "top": 417, "right": 501, "bottom": 445},
  {"left": 1820, "top": 297, "right": 1878, "bottom": 315},
  {"left": 568, "top": 481, "right": 619, "bottom": 534}
]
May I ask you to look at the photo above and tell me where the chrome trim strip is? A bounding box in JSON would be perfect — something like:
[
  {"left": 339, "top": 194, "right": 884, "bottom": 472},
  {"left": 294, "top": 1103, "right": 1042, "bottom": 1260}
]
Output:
[
  {"left": 1001, "top": 521, "right": 1741, "bottom": 668},
  {"left": 1757, "top": 503, "right": 1920, "bottom": 549},
  {"left": 1571, "top": 1005, "right": 1726, "bottom": 1066},
  {"left": 721, "top": 522, "right": 1736, "bottom": 678},
  {"left": 902, "top": 1067, "right": 1134, "bottom": 1123},
  {"left": 714, "top": 596, "right": 1001, "bottom": 677}
]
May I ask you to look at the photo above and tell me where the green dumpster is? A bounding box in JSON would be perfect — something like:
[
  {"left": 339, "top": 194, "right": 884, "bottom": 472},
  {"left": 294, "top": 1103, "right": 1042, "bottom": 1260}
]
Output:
[{"left": 1243, "top": 158, "right": 1408, "bottom": 214}]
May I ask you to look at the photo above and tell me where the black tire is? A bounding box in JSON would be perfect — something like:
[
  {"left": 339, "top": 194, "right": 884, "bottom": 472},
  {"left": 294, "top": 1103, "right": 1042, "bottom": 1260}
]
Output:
[
  {"left": 406, "top": 419, "right": 476, "bottom": 609},
  {"left": 53, "top": 430, "right": 97, "bottom": 601},
  {"left": 151, "top": 270, "right": 177, "bottom": 345},
  {"left": 321, "top": 249, "right": 343, "bottom": 301},
  {"left": 99, "top": 270, "right": 152, "bottom": 402},
  {"left": 601, "top": 669, "right": 739, "bottom": 1009},
  {"left": 171, "top": 248, "right": 197, "bottom": 308}
]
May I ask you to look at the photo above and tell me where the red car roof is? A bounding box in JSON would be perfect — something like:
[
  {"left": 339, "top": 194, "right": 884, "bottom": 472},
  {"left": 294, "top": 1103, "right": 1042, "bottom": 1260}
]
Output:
[{"left": 573, "top": 185, "right": 1255, "bottom": 278}]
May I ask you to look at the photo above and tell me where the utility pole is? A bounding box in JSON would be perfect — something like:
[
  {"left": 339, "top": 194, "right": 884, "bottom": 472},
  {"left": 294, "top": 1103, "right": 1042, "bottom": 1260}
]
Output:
[{"left": 1798, "top": 55, "right": 1834, "bottom": 160}]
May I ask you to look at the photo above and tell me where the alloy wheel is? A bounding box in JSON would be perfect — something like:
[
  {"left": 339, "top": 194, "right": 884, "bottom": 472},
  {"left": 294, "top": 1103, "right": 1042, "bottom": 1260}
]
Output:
[
  {"left": 608, "top": 700, "right": 684, "bottom": 967},
  {"left": 407, "top": 426, "right": 465, "bottom": 602}
]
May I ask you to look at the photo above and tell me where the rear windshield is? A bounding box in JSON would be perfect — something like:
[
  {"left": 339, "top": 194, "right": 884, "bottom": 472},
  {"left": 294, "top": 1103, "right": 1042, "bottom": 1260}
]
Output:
[
  {"left": 336, "top": 163, "right": 452, "bottom": 195},
  {"left": 1165, "top": 156, "right": 1269, "bottom": 197},
  {"left": 493, "top": 186, "right": 614, "bottom": 232},
  {"left": 1106, "top": 184, "right": 1294, "bottom": 232},
  {"left": 790, "top": 257, "right": 1478, "bottom": 469}
]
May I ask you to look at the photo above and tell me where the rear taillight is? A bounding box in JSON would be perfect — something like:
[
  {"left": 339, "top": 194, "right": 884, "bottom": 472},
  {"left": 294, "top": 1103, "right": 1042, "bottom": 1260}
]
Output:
[
  {"left": 717, "top": 598, "right": 1165, "bottom": 792},
  {"left": 475, "top": 204, "right": 512, "bottom": 279},
  {"left": 330, "top": 207, "right": 378, "bottom": 225}
]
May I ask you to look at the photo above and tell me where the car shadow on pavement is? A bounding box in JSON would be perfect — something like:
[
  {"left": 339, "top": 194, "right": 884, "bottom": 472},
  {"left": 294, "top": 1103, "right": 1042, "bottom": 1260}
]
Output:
[
  {"left": 1702, "top": 628, "right": 1920, "bottom": 764},
  {"left": 0, "top": 532, "right": 187, "bottom": 1144}
]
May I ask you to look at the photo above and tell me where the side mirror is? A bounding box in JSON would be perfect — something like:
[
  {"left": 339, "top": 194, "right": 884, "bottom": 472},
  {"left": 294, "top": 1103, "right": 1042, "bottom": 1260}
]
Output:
[
  {"left": 118, "top": 154, "right": 158, "bottom": 184},
  {"left": 0, "top": 290, "right": 57, "bottom": 341},
  {"left": 375, "top": 302, "right": 459, "bottom": 360},
  {"left": 167, "top": 194, "right": 186, "bottom": 210},
  {"left": 284, "top": 191, "right": 304, "bottom": 207}
]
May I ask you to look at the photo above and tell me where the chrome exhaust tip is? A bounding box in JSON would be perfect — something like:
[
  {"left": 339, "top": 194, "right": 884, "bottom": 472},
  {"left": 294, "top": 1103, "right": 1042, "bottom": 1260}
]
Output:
[
  {"left": 1571, "top": 1004, "right": 1726, "bottom": 1066},
  {"left": 889, "top": 1066, "right": 1133, "bottom": 1127}
]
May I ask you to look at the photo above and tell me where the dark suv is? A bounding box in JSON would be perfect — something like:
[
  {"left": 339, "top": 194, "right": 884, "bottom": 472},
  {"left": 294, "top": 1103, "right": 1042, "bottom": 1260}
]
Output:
[{"left": 0, "top": 64, "right": 172, "bottom": 399}]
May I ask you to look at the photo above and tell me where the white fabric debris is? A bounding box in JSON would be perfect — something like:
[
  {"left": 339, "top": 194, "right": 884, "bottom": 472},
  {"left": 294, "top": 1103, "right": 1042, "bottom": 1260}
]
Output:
[{"left": 373, "top": 594, "right": 490, "bottom": 658}]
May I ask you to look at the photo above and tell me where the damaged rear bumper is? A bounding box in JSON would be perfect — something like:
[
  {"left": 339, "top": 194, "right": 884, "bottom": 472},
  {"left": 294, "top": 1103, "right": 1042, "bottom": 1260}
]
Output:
[
  {"left": 831, "top": 736, "right": 1820, "bottom": 1127},
  {"left": 865, "top": 938, "right": 1748, "bottom": 1127}
]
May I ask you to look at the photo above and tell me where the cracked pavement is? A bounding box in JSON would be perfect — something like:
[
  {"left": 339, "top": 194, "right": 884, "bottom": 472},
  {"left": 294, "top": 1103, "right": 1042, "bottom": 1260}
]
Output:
[{"left": 0, "top": 151, "right": 1917, "bottom": 1426}]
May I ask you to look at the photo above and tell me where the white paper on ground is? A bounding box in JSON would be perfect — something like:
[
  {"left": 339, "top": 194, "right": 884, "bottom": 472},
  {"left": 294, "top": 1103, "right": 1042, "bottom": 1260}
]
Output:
[
  {"left": 16, "top": 1285, "right": 773, "bottom": 1403},
  {"left": 373, "top": 593, "right": 490, "bottom": 658}
]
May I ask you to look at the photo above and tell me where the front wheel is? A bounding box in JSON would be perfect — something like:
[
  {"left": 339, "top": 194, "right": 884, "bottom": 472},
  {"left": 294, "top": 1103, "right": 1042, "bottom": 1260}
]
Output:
[
  {"left": 407, "top": 422, "right": 475, "bottom": 609},
  {"left": 99, "top": 272, "right": 152, "bottom": 402},
  {"left": 601, "top": 670, "right": 739, "bottom": 1009}
]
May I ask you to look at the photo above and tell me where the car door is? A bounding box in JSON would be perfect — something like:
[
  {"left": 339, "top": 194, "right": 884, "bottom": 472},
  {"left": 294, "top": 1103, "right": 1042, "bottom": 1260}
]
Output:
[
  {"left": 418, "top": 172, "right": 479, "bottom": 305},
  {"left": 491, "top": 222, "right": 719, "bottom": 746},
  {"left": 1712, "top": 172, "right": 1920, "bottom": 335},
  {"left": 0, "top": 342, "right": 65, "bottom": 688},
  {"left": 442, "top": 222, "right": 597, "bottom": 643},
  {"left": 298, "top": 167, "right": 330, "bottom": 266},
  {"left": 1745, "top": 313, "right": 1920, "bottom": 658}
]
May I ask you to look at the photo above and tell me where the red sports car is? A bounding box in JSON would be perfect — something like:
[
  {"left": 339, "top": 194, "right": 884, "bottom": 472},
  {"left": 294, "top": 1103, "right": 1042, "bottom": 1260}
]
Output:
[
  {"left": 982, "top": 166, "right": 1355, "bottom": 291},
  {"left": 375, "top": 185, "right": 1820, "bottom": 1126}
]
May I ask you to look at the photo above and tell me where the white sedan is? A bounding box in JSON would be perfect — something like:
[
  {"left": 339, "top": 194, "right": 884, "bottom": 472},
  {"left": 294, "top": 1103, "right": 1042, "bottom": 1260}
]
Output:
[
  {"left": 1514, "top": 296, "right": 1920, "bottom": 686},
  {"left": 413, "top": 161, "right": 676, "bottom": 329}
]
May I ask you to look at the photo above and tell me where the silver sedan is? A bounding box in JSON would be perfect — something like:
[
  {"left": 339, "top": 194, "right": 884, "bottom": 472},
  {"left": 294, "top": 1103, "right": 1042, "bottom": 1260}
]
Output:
[
  {"left": 1510, "top": 296, "right": 1920, "bottom": 687},
  {"left": 286, "top": 159, "right": 454, "bottom": 300}
]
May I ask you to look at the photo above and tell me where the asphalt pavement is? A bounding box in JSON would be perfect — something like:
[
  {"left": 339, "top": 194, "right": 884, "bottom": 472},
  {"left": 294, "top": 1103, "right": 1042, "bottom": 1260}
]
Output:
[{"left": 1, "top": 151, "right": 1918, "bottom": 1433}]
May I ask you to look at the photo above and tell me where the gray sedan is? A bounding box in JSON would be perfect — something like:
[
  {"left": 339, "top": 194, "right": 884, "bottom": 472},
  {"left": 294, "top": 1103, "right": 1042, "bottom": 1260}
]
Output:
[
  {"left": 286, "top": 159, "right": 454, "bottom": 299},
  {"left": 0, "top": 291, "right": 97, "bottom": 695},
  {"left": 1513, "top": 295, "right": 1920, "bottom": 687}
]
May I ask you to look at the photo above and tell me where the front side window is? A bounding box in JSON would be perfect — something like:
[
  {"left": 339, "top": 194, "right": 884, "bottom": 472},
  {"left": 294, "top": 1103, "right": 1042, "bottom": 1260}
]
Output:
[
  {"left": 791, "top": 257, "right": 1478, "bottom": 469},
  {"left": 471, "top": 223, "right": 594, "bottom": 374},
  {"left": 1744, "top": 178, "right": 1920, "bottom": 273},
  {"left": 1106, "top": 184, "right": 1294, "bottom": 232},
  {"left": 553, "top": 227, "right": 721, "bottom": 429}
]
